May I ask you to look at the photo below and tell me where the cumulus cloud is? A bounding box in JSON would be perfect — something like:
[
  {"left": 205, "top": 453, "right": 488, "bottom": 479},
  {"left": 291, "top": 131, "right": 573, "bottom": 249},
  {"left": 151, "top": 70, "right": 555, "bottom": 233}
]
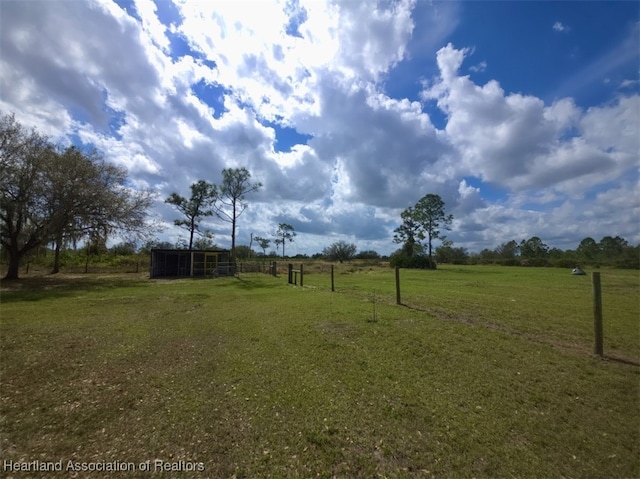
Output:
[
  {"left": 422, "top": 44, "right": 638, "bottom": 197},
  {"left": 0, "top": 1, "right": 637, "bottom": 255}
]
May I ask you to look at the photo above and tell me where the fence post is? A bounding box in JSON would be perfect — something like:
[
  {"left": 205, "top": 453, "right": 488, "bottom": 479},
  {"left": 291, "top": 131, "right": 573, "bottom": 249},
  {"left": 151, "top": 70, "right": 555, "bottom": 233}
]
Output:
[
  {"left": 592, "top": 272, "right": 603, "bottom": 356},
  {"left": 331, "top": 265, "right": 335, "bottom": 292},
  {"left": 395, "top": 266, "right": 401, "bottom": 305},
  {"left": 288, "top": 263, "right": 293, "bottom": 284},
  {"left": 300, "top": 264, "right": 304, "bottom": 287},
  {"left": 273, "top": 261, "right": 277, "bottom": 277}
]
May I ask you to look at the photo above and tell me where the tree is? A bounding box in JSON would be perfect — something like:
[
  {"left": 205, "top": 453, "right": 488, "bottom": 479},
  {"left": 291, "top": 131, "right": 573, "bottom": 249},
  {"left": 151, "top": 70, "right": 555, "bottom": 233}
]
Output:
[
  {"left": 46, "top": 146, "right": 153, "bottom": 274},
  {"left": 274, "top": 223, "right": 295, "bottom": 258},
  {"left": 615, "top": 244, "right": 639, "bottom": 269},
  {"left": 496, "top": 240, "right": 519, "bottom": 259},
  {"left": 323, "top": 240, "right": 357, "bottom": 263},
  {"left": 413, "top": 193, "right": 453, "bottom": 264},
  {"left": 110, "top": 241, "right": 137, "bottom": 256},
  {"left": 435, "top": 240, "right": 468, "bottom": 264},
  {"left": 254, "top": 236, "right": 271, "bottom": 256},
  {"left": 192, "top": 231, "right": 216, "bottom": 250},
  {"left": 0, "top": 113, "right": 53, "bottom": 279},
  {"left": 520, "top": 236, "right": 549, "bottom": 265},
  {"left": 599, "top": 236, "right": 627, "bottom": 261},
  {"left": 1, "top": 113, "right": 153, "bottom": 279},
  {"left": 234, "top": 245, "right": 254, "bottom": 260},
  {"left": 81, "top": 157, "right": 153, "bottom": 250},
  {"left": 577, "top": 237, "right": 599, "bottom": 264},
  {"left": 355, "top": 250, "right": 380, "bottom": 260},
  {"left": 393, "top": 206, "right": 424, "bottom": 257},
  {"left": 213, "top": 167, "right": 262, "bottom": 261},
  {"left": 165, "top": 180, "right": 217, "bottom": 251},
  {"left": 391, "top": 195, "right": 453, "bottom": 270},
  {"left": 46, "top": 146, "right": 90, "bottom": 273},
  {"left": 139, "top": 238, "right": 174, "bottom": 254}
]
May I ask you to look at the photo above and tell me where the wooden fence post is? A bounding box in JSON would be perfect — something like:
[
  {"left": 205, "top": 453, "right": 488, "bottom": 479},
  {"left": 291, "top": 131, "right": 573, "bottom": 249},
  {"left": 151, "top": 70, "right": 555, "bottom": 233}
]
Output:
[
  {"left": 395, "top": 266, "right": 401, "bottom": 305},
  {"left": 592, "top": 272, "right": 603, "bottom": 356},
  {"left": 288, "top": 263, "right": 293, "bottom": 284},
  {"left": 300, "top": 264, "right": 304, "bottom": 287},
  {"left": 331, "top": 265, "right": 335, "bottom": 292}
]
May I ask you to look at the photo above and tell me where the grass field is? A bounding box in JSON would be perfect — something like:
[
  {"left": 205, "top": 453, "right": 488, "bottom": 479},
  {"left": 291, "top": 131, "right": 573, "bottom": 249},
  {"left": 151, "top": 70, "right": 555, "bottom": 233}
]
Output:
[{"left": 1, "top": 265, "right": 638, "bottom": 478}]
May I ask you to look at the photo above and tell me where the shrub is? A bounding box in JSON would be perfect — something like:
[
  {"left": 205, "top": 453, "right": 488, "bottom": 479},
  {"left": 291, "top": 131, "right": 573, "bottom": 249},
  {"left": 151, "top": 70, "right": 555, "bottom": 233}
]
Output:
[
  {"left": 389, "top": 251, "right": 436, "bottom": 269},
  {"left": 614, "top": 249, "right": 640, "bottom": 269}
]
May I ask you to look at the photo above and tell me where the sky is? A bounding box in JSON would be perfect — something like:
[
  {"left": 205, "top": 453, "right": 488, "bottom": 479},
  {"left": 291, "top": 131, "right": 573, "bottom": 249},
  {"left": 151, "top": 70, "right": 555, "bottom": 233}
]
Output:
[{"left": 1, "top": 0, "right": 639, "bottom": 256}]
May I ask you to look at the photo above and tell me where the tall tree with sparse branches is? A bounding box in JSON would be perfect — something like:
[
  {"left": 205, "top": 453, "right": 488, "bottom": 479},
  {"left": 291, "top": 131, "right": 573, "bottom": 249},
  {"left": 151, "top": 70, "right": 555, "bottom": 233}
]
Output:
[
  {"left": 165, "top": 180, "right": 217, "bottom": 251},
  {"left": 254, "top": 236, "right": 270, "bottom": 256},
  {"left": 274, "top": 223, "right": 295, "bottom": 258},
  {"left": 213, "top": 167, "right": 262, "bottom": 261},
  {"left": 413, "top": 193, "right": 453, "bottom": 264}
]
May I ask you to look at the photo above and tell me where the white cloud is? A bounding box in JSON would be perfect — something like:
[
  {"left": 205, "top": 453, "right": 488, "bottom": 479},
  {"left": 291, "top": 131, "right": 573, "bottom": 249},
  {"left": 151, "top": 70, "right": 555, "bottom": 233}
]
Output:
[
  {"left": 1, "top": 1, "right": 637, "bottom": 256},
  {"left": 469, "top": 61, "right": 487, "bottom": 73},
  {"left": 422, "top": 44, "right": 638, "bottom": 197},
  {"left": 455, "top": 180, "right": 486, "bottom": 215},
  {"left": 552, "top": 21, "right": 567, "bottom": 32},
  {"left": 619, "top": 78, "right": 640, "bottom": 89}
]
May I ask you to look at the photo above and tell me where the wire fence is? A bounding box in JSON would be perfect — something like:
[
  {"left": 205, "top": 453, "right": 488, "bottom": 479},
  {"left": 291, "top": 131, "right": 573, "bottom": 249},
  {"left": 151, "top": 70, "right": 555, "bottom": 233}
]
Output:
[{"left": 280, "top": 264, "right": 639, "bottom": 363}]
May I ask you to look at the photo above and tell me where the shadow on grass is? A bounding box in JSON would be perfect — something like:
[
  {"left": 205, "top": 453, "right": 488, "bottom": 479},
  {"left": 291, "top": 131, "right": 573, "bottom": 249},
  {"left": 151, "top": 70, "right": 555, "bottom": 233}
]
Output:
[
  {"left": 0, "top": 273, "right": 150, "bottom": 303},
  {"left": 602, "top": 355, "right": 640, "bottom": 367}
]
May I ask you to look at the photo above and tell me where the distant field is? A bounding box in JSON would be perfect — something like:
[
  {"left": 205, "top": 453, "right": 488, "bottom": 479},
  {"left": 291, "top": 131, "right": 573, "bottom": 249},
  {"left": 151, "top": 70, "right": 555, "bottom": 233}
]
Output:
[{"left": 1, "top": 265, "right": 638, "bottom": 478}]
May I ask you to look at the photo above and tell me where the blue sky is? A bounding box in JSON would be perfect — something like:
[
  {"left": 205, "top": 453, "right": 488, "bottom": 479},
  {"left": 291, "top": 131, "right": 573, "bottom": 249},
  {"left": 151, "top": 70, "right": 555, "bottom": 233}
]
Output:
[{"left": 1, "top": 0, "right": 638, "bottom": 255}]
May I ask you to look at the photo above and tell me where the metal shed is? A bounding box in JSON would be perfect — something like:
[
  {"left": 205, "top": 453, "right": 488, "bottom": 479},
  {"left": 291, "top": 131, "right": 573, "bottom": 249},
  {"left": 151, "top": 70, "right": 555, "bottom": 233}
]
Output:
[{"left": 150, "top": 248, "right": 233, "bottom": 278}]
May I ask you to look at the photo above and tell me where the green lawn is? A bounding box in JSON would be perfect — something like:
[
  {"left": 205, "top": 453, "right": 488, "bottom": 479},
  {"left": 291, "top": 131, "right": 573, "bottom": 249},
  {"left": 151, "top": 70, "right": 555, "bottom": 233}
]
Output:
[{"left": 1, "top": 266, "right": 638, "bottom": 478}]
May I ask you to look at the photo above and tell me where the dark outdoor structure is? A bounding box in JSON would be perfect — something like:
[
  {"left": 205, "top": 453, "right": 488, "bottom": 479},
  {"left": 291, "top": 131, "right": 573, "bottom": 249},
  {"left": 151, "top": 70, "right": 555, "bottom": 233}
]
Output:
[{"left": 150, "top": 249, "right": 233, "bottom": 278}]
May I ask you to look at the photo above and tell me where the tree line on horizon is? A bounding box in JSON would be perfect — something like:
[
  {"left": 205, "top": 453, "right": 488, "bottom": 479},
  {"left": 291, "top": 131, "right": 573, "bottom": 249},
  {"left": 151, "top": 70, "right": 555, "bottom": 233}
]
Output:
[
  {"left": 433, "top": 235, "right": 639, "bottom": 269},
  {"left": 14, "top": 231, "right": 639, "bottom": 270}
]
